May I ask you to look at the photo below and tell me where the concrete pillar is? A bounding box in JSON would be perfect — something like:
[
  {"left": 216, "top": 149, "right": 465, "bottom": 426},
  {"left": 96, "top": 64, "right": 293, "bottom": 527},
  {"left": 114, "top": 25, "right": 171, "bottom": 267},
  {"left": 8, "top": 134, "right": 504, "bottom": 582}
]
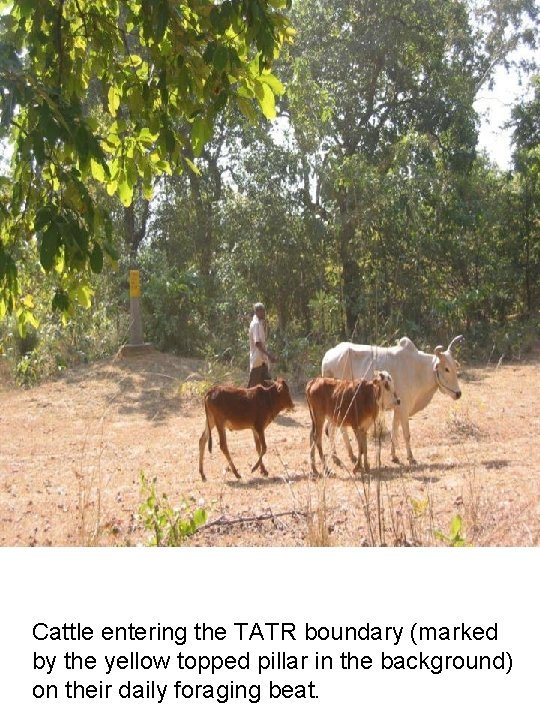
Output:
[
  {"left": 129, "top": 269, "right": 144, "bottom": 345},
  {"left": 119, "top": 269, "right": 152, "bottom": 357}
]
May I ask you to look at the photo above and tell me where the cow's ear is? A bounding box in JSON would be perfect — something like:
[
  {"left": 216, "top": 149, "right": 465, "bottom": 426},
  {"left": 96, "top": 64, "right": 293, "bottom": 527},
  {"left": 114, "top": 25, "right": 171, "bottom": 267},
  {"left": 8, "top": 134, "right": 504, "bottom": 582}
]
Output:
[{"left": 434, "top": 345, "right": 444, "bottom": 358}]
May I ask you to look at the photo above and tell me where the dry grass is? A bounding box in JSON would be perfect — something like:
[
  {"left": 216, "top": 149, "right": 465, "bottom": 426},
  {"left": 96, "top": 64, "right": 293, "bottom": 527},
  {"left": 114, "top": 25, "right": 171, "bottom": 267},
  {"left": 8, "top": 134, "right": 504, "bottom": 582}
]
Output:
[
  {"left": 0, "top": 348, "right": 539, "bottom": 546},
  {"left": 305, "top": 480, "right": 333, "bottom": 547}
]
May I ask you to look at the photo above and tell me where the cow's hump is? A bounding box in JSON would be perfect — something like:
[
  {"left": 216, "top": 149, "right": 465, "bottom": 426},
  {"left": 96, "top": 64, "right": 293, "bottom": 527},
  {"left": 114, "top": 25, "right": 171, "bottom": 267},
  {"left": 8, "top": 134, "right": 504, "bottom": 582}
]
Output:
[{"left": 398, "top": 337, "right": 418, "bottom": 352}]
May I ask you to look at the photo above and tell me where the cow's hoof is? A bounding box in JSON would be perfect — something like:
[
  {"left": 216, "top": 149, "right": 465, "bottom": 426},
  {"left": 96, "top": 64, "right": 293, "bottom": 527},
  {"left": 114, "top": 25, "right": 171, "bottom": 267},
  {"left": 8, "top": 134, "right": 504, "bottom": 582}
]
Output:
[
  {"left": 332, "top": 456, "right": 343, "bottom": 468},
  {"left": 260, "top": 466, "right": 268, "bottom": 477},
  {"left": 200, "top": 473, "right": 207, "bottom": 482},
  {"left": 408, "top": 457, "right": 417, "bottom": 466},
  {"left": 392, "top": 456, "right": 400, "bottom": 464}
]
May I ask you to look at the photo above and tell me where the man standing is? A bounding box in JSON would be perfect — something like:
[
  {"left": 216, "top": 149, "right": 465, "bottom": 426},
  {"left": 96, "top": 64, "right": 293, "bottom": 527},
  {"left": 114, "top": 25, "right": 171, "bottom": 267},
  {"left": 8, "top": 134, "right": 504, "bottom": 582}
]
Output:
[{"left": 248, "top": 302, "right": 276, "bottom": 387}]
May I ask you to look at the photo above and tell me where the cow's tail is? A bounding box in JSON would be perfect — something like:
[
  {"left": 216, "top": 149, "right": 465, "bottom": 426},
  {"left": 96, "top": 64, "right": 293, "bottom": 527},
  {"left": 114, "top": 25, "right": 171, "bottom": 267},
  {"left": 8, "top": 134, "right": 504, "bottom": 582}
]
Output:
[
  {"left": 305, "top": 380, "right": 317, "bottom": 434},
  {"left": 204, "top": 397, "right": 212, "bottom": 453}
]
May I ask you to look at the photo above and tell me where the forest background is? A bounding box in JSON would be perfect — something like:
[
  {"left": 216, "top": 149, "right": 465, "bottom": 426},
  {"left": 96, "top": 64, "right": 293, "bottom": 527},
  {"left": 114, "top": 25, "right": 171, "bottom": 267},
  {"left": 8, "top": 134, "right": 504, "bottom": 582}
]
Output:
[{"left": 1, "top": 0, "right": 539, "bottom": 386}]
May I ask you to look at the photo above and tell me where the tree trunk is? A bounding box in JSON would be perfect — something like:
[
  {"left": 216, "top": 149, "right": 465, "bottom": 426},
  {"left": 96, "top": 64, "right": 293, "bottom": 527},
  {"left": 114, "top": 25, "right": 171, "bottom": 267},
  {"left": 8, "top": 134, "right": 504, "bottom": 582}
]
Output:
[
  {"left": 337, "top": 191, "right": 360, "bottom": 338},
  {"left": 123, "top": 192, "right": 150, "bottom": 346}
]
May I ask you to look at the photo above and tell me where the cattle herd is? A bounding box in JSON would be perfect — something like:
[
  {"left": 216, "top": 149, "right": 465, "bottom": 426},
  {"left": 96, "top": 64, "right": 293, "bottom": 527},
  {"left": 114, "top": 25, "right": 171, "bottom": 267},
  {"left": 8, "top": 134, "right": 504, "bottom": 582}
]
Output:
[{"left": 198, "top": 336, "right": 463, "bottom": 480}]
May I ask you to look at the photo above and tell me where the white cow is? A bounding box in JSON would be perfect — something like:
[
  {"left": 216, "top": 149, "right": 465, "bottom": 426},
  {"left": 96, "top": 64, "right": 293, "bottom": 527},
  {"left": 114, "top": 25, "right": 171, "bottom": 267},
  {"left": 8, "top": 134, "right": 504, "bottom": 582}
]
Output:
[{"left": 321, "top": 336, "right": 463, "bottom": 464}]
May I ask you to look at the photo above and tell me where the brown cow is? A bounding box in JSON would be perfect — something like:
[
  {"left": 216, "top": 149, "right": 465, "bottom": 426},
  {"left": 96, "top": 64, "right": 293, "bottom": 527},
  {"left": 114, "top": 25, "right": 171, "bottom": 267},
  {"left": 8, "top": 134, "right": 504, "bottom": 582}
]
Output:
[
  {"left": 199, "top": 379, "right": 294, "bottom": 480},
  {"left": 306, "top": 371, "right": 400, "bottom": 475}
]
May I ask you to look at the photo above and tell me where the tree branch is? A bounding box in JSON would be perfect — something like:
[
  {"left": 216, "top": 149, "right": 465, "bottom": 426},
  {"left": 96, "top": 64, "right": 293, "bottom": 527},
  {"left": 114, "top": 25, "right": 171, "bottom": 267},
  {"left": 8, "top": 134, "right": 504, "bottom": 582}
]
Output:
[
  {"left": 56, "top": 0, "right": 66, "bottom": 91},
  {"left": 196, "top": 509, "right": 307, "bottom": 532}
]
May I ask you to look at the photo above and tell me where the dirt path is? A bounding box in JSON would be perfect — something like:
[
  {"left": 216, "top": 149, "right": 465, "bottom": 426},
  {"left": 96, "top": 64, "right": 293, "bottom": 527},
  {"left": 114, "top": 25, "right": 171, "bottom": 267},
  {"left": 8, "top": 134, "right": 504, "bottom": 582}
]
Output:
[{"left": 1, "top": 349, "right": 539, "bottom": 546}]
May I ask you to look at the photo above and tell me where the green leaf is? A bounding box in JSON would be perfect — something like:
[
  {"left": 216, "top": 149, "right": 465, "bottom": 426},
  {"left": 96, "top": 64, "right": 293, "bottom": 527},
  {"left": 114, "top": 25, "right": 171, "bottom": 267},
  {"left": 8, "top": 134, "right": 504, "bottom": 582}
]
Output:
[
  {"left": 34, "top": 206, "right": 54, "bottom": 232},
  {"left": 39, "top": 224, "right": 60, "bottom": 272},
  {"left": 213, "top": 45, "right": 229, "bottom": 73},
  {"left": 257, "top": 82, "right": 276, "bottom": 119},
  {"left": 191, "top": 116, "right": 213, "bottom": 156},
  {"left": 261, "top": 72, "right": 285, "bottom": 96},
  {"left": 192, "top": 507, "right": 207, "bottom": 527},
  {"left": 52, "top": 289, "right": 70, "bottom": 313},
  {"left": 155, "top": 159, "right": 172, "bottom": 174},
  {"left": 184, "top": 157, "right": 200, "bottom": 175},
  {"left": 138, "top": 127, "right": 158, "bottom": 146},
  {"left": 142, "top": 183, "right": 154, "bottom": 201},
  {"left": 90, "top": 243, "right": 104, "bottom": 273},
  {"left": 76, "top": 284, "right": 93, "bottom": 309},
  {"left": 90, "top": 158, "right": 106, "bottom": 182},
  {"left": 108, "top": 85, "right": 121, "bottom": 116},
  {"left": 236, "top": 96, "right": 258, "bottom": 123},
  {"left": 117, "top": 177, "right": 133, "bottom": 207},
  {"left": 106, "top": 180, "right": 118, "bottom": 196},
  {"left": 450, "top": 514, "right": 463, "bottom": 538}
]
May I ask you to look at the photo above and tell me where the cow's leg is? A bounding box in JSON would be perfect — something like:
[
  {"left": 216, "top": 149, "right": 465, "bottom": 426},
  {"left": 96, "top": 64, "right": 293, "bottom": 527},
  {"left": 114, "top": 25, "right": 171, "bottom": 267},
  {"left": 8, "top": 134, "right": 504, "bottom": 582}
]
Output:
[
  {"left": 311, "top": 416, "right": 328, "bottom": 475},
  {"left": 374, "top": 423, "right": 382, "bottom": 469},
  {"left": 328, "top": 421, "right": 342, "bottom": 466},
  {"left": 400, "top": 411, "right": 416, "bottom": 465},
  {"left": 391, "top": 409, "right": 401, "bottom": 463},
  {"left": 325, "top": 422, "right": 342, "bottom": 474},
  {"left": 216, "top": 425, "right": 241, "bottom": 478},
  {"left": 198, "top": 413, "right": 213, "bottom": 480},
  {"left": 351, "top": 427, "right": 363, "bottom": 473},
  {"left": 340, "top": 427, "right": 357, "bottom": 465},
  {"left": 251, "top": 428, "right": 268, "bottom": 475},
  {"left": 392, "top": 406, "right": 415, "bottom": 464},
  {"left": 351, "top": 428, "right": 370, "bottom": 473},
  {"left": 309, "top": 423, "right": 317, "bottom": 475},
  {"left": 251, "top": 429, "right": 268, "bottom": 476},
  {"left": 331, "top": 426, "right": 357, "bottom": 466},
  {"left": 328, "top": 422, "right": 346, "bottom": 467},
  {"left": 198, "top": 428, "right": 208, "bottom": 480},
  {"left": 361, "top": 429, "right": 370, "bottom": 472}
]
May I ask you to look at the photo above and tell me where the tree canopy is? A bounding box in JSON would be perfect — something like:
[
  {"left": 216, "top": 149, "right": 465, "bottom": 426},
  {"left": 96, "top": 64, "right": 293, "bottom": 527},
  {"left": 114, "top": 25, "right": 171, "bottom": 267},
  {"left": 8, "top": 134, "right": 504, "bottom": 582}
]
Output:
[
  {"left": 0, "top": 0, "right": 539, "bottom": 380},
  {"left": 0, "top": 0, "right": 292, "bottom": 326}
]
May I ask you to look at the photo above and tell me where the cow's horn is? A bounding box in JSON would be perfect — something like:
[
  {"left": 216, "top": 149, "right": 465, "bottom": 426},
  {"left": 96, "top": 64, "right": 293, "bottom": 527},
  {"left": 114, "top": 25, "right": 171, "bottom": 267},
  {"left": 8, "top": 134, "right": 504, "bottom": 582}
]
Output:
[{"left": 448, "top": 335, "right": 464, "bottom": 352}]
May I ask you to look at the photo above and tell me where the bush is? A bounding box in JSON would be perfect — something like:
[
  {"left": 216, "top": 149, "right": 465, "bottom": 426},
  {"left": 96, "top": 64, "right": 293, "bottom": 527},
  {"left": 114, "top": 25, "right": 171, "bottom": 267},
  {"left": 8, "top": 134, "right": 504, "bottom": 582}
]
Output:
[{"left": 138, "top": 473, "right": 207, "bottom": 546}]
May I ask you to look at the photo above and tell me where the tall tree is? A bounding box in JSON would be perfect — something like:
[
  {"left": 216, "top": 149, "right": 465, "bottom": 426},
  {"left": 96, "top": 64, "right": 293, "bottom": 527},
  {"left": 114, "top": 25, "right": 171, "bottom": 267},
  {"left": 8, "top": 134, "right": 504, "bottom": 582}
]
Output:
[
  {"left": 0, "top": 0, "right": 292, "bottom": 325},
  {"left": 286, "top": 0, "right": 538, "bottom": 336},
  {"left": 510, "top": 76, "right": 540, "bottom": 314}
]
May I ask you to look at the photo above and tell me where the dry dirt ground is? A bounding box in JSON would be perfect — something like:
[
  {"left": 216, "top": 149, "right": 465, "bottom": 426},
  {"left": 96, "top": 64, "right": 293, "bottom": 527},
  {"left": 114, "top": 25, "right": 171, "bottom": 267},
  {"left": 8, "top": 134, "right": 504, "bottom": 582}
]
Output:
[{"left": 1, "top": 347, "right": 539, "bottom": 547}]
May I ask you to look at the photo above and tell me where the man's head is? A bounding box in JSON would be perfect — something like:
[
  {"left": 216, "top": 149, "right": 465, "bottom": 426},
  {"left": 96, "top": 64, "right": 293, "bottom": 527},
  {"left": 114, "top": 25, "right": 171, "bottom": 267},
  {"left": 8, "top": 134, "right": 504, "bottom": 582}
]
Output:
[{"left": 253, "top": 302, "right": 265, "bottom": 319}]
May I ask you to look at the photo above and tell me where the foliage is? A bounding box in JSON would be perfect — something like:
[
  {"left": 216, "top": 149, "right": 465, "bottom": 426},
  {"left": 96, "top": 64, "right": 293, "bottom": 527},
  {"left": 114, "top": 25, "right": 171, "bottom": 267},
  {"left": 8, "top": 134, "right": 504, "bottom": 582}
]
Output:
[
  {"left": 138, "top": 246, "right": 206, "bottom": 353},
  {"left": 138, "top": 472, "right": 207, "bottom": 546},
  {"left": 433, "top": 514, "right": 470, "bottom": 547},
  {"left": 0, "top": 0, "right": 292, "bottom": 318},
  {"left": 1, "top": 1, "right": 540, "bottom": 380},
  {"left": 1, "top": 260, "right": 127, "bottom": 384},
  {"left": 285, "top": 0, "right": 538, "bottom": 336}
]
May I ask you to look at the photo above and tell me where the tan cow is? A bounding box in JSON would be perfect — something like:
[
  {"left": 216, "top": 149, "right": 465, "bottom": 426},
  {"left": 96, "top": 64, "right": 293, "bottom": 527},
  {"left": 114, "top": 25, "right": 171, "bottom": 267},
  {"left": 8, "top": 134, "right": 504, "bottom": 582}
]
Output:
[
  {"left": 306, "top": 372, "right": 400, "bottom": 475},
  {"left": 199, "top": 379, "right": 294, "bottom": 480}
]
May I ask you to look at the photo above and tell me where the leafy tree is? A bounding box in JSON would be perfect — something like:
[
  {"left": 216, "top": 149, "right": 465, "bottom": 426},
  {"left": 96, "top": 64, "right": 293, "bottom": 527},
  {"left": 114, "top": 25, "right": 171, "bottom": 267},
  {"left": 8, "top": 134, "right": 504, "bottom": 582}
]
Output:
[
  {"left": 286, "top": 0, "right": 538, "bottom": 336},
  {"left": 0, "top": 0, "right": 292, "bottom": 325},
  {"left": 510, "top": 76, "right": 540, "bottom": 314}
]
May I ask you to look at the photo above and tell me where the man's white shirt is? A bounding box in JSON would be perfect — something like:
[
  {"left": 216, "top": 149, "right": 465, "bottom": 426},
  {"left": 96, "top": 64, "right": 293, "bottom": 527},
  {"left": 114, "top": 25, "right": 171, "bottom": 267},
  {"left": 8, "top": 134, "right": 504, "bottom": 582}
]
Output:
[{"left": 249, "top": 315, "right": 267, "bottom": 370}]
